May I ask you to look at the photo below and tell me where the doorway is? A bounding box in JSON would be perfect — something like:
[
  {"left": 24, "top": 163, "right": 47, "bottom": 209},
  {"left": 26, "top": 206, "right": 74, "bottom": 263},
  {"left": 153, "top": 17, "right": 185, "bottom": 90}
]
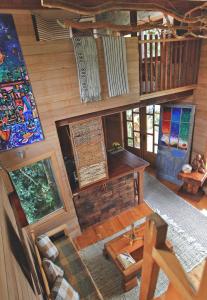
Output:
[{"left": 124, "top": 104, "right": 161, "bottom": 166}]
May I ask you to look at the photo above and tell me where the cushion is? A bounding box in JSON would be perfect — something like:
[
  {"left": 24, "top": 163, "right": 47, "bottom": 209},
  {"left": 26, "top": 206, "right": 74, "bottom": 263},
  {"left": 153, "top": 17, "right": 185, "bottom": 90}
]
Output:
[
  {"left": 51, "top": 277, "right": 79, "bottom": 300},
  {"left": 42, "top": 258, "right": 64, "bottom": 285},
  {"left": 36, "top": 234, "right": 59, "bottom": 261}
]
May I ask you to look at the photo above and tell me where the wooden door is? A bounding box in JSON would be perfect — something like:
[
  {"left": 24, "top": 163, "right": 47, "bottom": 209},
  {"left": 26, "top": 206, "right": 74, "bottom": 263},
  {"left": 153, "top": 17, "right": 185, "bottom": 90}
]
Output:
[{"left": 124, "top": 105, "right": 160, "bottom": 166}]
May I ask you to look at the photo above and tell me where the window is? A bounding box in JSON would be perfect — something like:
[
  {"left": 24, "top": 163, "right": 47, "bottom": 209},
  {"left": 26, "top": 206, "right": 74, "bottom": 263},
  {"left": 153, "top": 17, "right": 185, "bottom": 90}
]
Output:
[
  {"left": 9, "top": 158, "right": 63, "bottom": 224},
  {"left": 146, "top": 105, "right": 160, "bottom": 154},
  {"left": 125, "top": 104, "right": 160, "bottom": 155},
  {"left": 126, "top": 108, "right": 140, "bottom": 149}
]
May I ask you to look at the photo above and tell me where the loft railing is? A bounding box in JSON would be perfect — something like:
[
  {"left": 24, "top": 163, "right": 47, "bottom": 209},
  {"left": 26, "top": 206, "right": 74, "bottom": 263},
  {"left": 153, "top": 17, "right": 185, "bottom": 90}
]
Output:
[{"left": 138, "top": 35, "right": 201, "bottom": 95}]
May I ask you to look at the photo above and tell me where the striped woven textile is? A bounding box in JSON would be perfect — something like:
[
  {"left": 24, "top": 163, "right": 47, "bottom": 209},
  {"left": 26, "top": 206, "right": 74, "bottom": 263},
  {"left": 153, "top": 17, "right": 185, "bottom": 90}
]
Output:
[
  {"left": 72, "top": 37, "right": 101, "bottom": 103},
  {"left": 32, "top": 15, "right": 71, "bottom": 41},
  {"left": 102, "top": 36, "right": 129, "bottom": 97}
]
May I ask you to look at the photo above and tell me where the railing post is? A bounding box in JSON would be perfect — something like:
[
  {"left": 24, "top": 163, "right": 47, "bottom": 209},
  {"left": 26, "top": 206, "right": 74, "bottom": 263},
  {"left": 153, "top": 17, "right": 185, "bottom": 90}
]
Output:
[{"left": 139, "top": 213, "right": 168, "bottom": 300}]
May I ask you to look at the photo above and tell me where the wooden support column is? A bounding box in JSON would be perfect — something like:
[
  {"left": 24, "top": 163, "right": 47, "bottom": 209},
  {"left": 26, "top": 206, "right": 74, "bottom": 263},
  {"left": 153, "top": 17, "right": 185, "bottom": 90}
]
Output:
[
  {"left": 139, "top": 213, "right": 168, "bottom": 300},
  {"left": 130, "top": 11, "right": 137, "bottom": 37}
]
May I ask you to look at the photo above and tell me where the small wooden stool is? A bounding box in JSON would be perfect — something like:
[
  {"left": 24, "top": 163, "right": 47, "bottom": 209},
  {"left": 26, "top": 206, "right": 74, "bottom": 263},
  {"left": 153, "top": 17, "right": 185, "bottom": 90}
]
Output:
[{"left": 178, "top": 171, "right": 207, "bottom": 199}]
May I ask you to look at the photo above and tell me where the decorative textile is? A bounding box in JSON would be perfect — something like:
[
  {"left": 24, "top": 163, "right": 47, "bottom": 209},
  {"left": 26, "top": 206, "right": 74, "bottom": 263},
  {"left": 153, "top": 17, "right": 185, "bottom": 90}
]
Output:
[
  {"left": 42, "top": 258, "right": 64, "bottom": 285},
  {"left": 51, "top": 277, "right": 79, "bottom": 300},
  {"left": 102, "top": 36, "right": 129, "bottom": 97},
  {"left": 72, "top": 37, "right": 101, "bottom": 103},
  {"left": 53, "top": 236, "right": 103, "bottom": 299},
  {"left": 0, "top": 14, "right": 43, "bottom": 151},
  {"left": 36, "top": 235, "right": 59, "bottom": 261}
]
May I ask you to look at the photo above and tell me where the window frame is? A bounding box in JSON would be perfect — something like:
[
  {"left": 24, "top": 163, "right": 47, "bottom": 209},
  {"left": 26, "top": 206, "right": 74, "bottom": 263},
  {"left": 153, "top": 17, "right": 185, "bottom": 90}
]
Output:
[{"left": 8, "top": 151, "right": 69, "bottom": 228}]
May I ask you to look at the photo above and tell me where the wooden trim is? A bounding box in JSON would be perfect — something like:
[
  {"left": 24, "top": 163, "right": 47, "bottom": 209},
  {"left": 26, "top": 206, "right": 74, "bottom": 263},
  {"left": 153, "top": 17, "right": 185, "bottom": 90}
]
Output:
[{"left": 138, "top": 37, "right": 199, "bottom": 44}]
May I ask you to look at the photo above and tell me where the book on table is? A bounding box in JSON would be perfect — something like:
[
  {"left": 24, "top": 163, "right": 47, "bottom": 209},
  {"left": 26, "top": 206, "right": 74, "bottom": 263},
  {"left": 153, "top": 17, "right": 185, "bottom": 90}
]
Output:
[{"left": 117, "top": 252, "right": 136, "bottom": 269}]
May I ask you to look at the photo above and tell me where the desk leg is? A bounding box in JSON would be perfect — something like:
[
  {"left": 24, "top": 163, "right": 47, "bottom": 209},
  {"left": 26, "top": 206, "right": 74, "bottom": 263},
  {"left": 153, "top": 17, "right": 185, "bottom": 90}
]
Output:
[{"left": 137, "top": 171, "right": 144, "bottom": 204}]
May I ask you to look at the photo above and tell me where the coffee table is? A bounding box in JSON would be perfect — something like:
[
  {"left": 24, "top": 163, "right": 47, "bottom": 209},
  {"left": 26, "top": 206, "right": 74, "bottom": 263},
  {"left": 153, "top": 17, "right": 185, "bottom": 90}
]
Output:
[{"left": 103, "top": 222, "right": 172, "bottom": 292}]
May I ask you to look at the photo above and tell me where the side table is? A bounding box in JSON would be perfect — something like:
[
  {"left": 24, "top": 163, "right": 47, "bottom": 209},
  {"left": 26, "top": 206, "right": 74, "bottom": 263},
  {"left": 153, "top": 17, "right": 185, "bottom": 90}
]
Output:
[{"left": 178, "top": 171, "right": 207, "bottom": 199}]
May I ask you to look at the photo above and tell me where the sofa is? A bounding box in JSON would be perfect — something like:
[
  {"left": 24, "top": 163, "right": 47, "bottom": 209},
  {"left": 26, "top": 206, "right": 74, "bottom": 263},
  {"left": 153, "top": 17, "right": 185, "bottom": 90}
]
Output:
[{"left": 31, "top": 224, "right": 103, "bottom": 300}]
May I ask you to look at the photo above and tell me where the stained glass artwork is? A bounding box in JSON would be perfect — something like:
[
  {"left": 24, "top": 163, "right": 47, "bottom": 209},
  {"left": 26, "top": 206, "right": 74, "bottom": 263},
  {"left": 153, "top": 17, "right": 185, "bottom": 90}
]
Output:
[
  {"left": 161, "top": 134, "right": 170, "bottom": 146},
  {"left": 170, "top": 122, "right": 180, "bottom": 147},
  {"left": 172, "top": 108, "right": 181, "bottom": 122},
  {"left": 178, "top": 123, "right": 190, "bottom": 150},
  {"left": 0, "top": 14, "right": 43, "bottom": 151},
  {"left": 162, "top": 120, "right": 171, "bottom": 134},
  {"left": 163, "top": 107, "right": 171, "bottom": 120},
  {"left": 181, "top": 108, "right": 191, "bottom": 123}
]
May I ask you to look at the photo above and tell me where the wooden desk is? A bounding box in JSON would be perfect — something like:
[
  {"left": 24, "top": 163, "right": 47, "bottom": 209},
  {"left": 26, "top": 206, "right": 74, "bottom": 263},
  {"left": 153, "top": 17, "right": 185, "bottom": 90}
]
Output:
[
  {"left": 107, "top": 149, "right": 150, "bottom": 204},
  {"left": 178, "top": 171, "right": 207, "bottom": 197}
]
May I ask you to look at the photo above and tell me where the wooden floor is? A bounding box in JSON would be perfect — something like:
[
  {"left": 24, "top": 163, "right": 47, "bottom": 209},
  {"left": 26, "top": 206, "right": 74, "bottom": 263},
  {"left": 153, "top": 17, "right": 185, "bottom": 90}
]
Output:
[{"left": 73, "top": 168, "right": 206, "bottom": 300}]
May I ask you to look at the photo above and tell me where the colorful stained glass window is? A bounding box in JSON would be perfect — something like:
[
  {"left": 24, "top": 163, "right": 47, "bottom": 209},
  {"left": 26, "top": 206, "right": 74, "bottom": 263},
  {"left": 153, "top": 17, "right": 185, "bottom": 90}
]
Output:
[{"left": 172, "top": 108, "right": 181, "bottom": 122}]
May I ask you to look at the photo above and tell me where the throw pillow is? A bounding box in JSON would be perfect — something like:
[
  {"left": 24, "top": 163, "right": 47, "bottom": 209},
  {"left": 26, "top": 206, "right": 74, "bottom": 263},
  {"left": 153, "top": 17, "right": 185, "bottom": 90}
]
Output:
[
  {"left": 42, "top": 258, "right": 64, "bottom": 285},
  {"left": 51, "top": 277, "right": 80, "bottom": 300},
  {"left": 36, "top": 234, "right": 59, "bottom": 261}
]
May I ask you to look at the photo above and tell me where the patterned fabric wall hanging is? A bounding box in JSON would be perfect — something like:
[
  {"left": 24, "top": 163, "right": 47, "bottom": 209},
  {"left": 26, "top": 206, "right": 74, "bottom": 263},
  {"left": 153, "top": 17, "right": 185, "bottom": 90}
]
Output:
[
  {"left": 69, "top": 117, "right": 108, "bottom": 188},
  {"left": 32, "top": 15, "right": 71, "bottom": 41},
  {"left": 102, "top": 36, "right": 129, "bottom": 97},
  {"left": 72, "top": 37, "right": 101, "bottom": 103},
  {"left": 0, "top": 14, "right": 43, "bottom": 151}
]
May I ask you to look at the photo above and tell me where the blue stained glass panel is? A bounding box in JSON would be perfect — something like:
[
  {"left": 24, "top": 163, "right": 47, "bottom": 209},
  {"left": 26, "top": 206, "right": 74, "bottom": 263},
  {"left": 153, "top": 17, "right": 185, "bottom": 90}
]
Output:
[{"left": 172, "top": 108, "right": 181, "bottom": 122}]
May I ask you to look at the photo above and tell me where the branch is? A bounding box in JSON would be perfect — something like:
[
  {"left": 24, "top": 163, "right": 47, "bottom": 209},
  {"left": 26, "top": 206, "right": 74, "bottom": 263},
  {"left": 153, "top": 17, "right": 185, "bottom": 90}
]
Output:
[
  {"left": 58, "top": 19, "right": 206, "bottom": 34},
  {"left": 42, "top": 0, "right": 205, "bottom": 24},
  {"left": 19, "top": 169, "right": 39, "bottom": 186}
]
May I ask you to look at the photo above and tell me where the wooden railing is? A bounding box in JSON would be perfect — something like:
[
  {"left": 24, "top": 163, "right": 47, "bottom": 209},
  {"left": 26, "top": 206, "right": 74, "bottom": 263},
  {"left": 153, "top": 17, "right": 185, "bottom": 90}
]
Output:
[{"left": 138, "top": 36, "right": 201, "bottom": 95}]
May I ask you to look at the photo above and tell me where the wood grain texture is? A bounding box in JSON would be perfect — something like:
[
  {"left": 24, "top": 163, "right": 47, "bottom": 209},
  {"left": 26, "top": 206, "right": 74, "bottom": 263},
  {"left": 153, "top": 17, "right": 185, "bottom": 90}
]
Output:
[
  {"left": 0, "top": 12, "right": 139, "bottom": 236},
  {"left": 0, "top": 175, "right": 38, "bottom": 300}
]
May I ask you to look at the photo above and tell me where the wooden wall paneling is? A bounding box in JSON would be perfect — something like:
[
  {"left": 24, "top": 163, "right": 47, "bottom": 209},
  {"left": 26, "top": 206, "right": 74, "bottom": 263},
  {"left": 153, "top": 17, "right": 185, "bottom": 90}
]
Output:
[
  {"left": 139, "top": 35, "right": 143, "bottom": 95},
  {"left": 164, "top": 39, "right": 168, "bottom": 90},
  {"left": 178, "top": 41, "right": 182, "bottom": 87},
  {"left": 0, "top": 176, "right": 38, "bottom": 300}
]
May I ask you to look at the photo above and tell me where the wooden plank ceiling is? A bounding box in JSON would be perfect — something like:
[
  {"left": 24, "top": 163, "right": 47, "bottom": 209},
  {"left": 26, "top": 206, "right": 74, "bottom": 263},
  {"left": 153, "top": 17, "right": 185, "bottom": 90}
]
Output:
[{"left": 0, "top": 0, "right": 206, "bottom": 14}]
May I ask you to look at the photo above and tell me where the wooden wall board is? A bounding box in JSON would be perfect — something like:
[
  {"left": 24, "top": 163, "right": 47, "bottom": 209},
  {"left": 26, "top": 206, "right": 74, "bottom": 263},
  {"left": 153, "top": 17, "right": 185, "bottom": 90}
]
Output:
[
  {"left": 0, "top": 175, "right": 38, "bottom": 300},
  {"left": 0, "top": 10, "right": 201, "bottom": 237}
]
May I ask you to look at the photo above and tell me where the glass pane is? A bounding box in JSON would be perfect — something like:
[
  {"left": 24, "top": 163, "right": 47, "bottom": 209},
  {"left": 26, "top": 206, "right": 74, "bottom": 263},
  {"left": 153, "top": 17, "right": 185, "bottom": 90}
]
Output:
[
  {"left": 154, "top": 113, "right": 160, "bottom": 125},
  {"left": 155, "top": 105, "right": 160, "bottom": 113},
  {"left": 126, "top": 110, "right": 132, "bottom": 121},
  {"left": 147, "top": 115, "right": 153, "bottom": 133},
  {"left": 133, "top": 114, "right": 140, "bottom": 131},
  {"left": 147, "top": 134, "right": 153, "bottom": 152},
  {"left": 154, "top": 126, "right": 159, "bottom": 144},
  {"left": 128, "top": 138, "right": 133, "bottom": 147},
  {"left": 127, "top": 121, "right": 133, "bottom": 138},
  {"left": 163, "top": 107, "right": 171, "bottom": 120},
  {"left": 133, "top": 107, "right": 139, "bottom": 113},
  {"left": 146, "top": 105, "right": 154, "bottom": 114},
  {"left": 134, "top": 132, "right": 140, "bottom": 149},
  {"left": 154, "top": 145, "right": 158, "bottom": 154},
  {"left": 9, "top": 159, "right": 62, "bottom": 224}
]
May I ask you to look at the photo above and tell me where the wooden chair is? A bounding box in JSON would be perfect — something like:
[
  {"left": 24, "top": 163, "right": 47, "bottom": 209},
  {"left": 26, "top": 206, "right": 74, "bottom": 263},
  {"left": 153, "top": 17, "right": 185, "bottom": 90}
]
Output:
[{"left": 139, "top": 213, "right": 207, "bottom": 300}]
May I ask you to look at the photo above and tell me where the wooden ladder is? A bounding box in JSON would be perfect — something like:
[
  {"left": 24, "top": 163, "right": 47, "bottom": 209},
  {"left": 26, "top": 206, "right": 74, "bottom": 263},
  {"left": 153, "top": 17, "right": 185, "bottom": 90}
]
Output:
[{"left": 139, "top": 213, "right": 207, "bottom": 300}]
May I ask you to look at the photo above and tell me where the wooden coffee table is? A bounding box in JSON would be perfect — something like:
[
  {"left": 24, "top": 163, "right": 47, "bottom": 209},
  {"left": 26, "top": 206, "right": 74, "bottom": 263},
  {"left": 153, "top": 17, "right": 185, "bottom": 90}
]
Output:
[{"left": 104, "top": 222, "right": 172, "bottom": 292}]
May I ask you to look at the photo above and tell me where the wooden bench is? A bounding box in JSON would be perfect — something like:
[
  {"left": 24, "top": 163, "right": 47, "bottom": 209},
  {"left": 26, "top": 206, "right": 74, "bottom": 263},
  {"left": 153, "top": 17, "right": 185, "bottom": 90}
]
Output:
[{"left": 31, "top": 224, "right": 103, "bottom": 300}]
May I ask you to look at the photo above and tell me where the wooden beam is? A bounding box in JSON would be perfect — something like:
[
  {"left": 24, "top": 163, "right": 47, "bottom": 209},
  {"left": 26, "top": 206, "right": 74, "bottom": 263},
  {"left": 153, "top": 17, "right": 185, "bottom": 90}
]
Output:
[
  {"left": 56, "top": 88, "right": 194, "bottom": 126},
  {"left": 41, "top": 0, "right": 206, "bottom": 24}
]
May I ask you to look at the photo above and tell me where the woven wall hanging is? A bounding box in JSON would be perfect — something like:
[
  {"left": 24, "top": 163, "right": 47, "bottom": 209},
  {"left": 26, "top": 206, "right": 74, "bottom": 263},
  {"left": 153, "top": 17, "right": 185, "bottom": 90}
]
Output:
[
  {"left": 73, "top": 37, "right": 101, "bottom": 103},
  {"left": 102, "top": 36, "right": 129, "bottom": 98}
]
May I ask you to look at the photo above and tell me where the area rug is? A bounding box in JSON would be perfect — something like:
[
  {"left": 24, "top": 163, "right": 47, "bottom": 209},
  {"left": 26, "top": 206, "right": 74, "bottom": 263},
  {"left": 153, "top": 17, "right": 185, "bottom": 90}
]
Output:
[{"left": 79, "top": 173, "right": 207, "bottom": 299}]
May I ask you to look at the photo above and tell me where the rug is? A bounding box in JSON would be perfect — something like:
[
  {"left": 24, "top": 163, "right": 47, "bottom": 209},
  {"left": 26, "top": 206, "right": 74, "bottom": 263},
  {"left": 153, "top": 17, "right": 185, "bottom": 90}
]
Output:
[{"left": 79, "top": 173, "right": 207, "bottom": 299}]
